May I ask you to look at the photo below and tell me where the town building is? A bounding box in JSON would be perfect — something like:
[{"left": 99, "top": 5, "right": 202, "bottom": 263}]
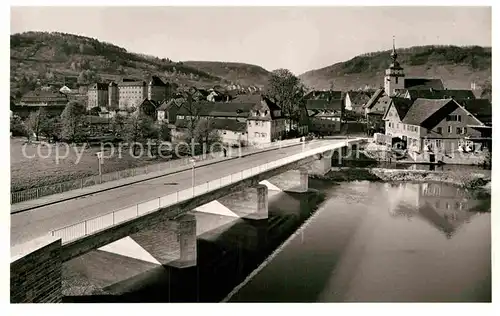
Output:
[
  {"left": 382, "top": 97, "right": 491, "bottom": 163},
  {"left": 304, "top": 90, "right": 344, "bottom": 135},
  {"left": 344, "top": 90, "right": 372, "bottom": 114},
  {"left": 170, "top": 94, "right": 286, "bottom": 146},
  {"left": 108, "top": 82, "right": 119, "bottom": 110},
  {"left": 365, "top": 39, "right": 445, "bottom": 135},
  {"left": 14, "top": 90, "right": 69, "bottom": 118},
  {"left": 111, "top": 76, "right": 170, "bottom": 110},
  {"left": 87, "top": 83, "right": 109, "bottom": 110}
]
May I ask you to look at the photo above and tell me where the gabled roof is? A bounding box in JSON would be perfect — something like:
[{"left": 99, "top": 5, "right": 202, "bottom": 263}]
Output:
[
  {"left": 401, "top": 98, "right": 457, "bottom": 129},
  {"left": 148, "top": 75, "right": 166, "bottom": 86},
  {"left": 175, "top": 118, "right": 247, "bottom": 132},
  {"left": 157, "top": 99, "right": 176, "bottom": 111},
  {"left": 346, "top": 91, "right": 372, "bottom": 105},
  {"left": 388, "top": 97, "right": 414, "bottom": 120},
  {"left": 405, "top": 89, "right": 476, "bottom": 100},
  {"left": 365, "top": 88, "right": 385, "bottom": 109},
  {"left": 456, "top": 99, "right": 492, "bottom": 125},
  {"left": 304, "top": 90, "right": 343, "bottom": 101},
  {"left": 177, "top": 101, "right": 253, "bottom": 118},
  {"left": 404, "top": 78, "right": 444, "bottom": 90},
  {"left": 20, "top": 90, "right": 69, "bottom": 104},
  {"left": 89, "top": 83, "right": 108, "bottom": 90},
  {"left": 306, "top": 99, "right": 343, "bottom": 111}
]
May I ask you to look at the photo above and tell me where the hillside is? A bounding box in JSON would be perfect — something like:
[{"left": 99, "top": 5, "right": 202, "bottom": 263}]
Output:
[
  {"left": 299, "top": 45, "right": 492, "bottom": 91},
  {"left": 10, "top": 32, "right": 231, "bottom": 98},
  {"left": 182, "top": 61, "right": 271, "bottom": 88}
]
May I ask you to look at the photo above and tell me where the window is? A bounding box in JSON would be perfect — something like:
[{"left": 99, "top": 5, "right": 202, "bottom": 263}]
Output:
[
  {"left": 463, "top": 127, "right": 467, "bottom": 134},
  {"left": 456, "top": 127, "right": 461, "bottom": 134},
  {"left": 458, "top": 115, "right": 461, "bottom": 122},
  {"left": 261, "top": 133, "right": 267, "bottom": 137},
  {"left": 254, "top": 132, "right": 259, "bottom": 137},
  {"left": 436, "top": 139, "right": 442, "bottom": 148},
  {"left": 437, "top": 127, "right": 442, "bottom": 134},
  {"left": 448, "top": 126, "right": 452, "bottom": 134},
  {"left": 248, "top": 121, "right": 252, "bottom": 126},
  {"left": 397, "top": 123, "right": 400, "bottom": 129}
]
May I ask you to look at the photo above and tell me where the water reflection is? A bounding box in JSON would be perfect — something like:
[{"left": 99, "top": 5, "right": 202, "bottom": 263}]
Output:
[
  {"left": 228, "top": 181, "right": 491, "bottom": 303},
  {"left": 385, "top": 182, "right": 486, "bottom": 238}
]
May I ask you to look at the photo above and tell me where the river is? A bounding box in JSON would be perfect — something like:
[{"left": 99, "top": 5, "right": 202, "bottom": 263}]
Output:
[{"left": 64, "top": 179, "right": 491, "bottom": 303}]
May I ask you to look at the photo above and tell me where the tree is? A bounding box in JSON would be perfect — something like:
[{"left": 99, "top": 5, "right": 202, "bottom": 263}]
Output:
[
  {"left": 60, "top": 101, "right": 86, "bottom": 142},
  {"left": 123, "top": 112, "right": 157, "bottom": 156},
  {"left": 26, "top": 108, "right": 50, "bottom": 141},
  {"left": 193, "top": 118, "right": 220, "bottom": 153},
  {"left": 111, "top": 113, "right": 127, "bottom": 137},
  {"left": 266, "top": 68, "right": 307, "bottom": 130},
  {"left": 10, "top": 115, "right": 27, "bottom": 137},
  {"left": 158, "top": 121, "right": 171, "bottom": 142},
  {"left": 179, "top": 91, "right": 202, "bottom": 143}
]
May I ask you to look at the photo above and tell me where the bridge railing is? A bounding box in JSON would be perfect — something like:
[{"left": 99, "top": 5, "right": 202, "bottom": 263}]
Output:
[
  {"left": 11, "top": 138, "right": 303, "bottom": 205},
  {"left": 50, "top": 140, "right": 355, "bottom": 245}
]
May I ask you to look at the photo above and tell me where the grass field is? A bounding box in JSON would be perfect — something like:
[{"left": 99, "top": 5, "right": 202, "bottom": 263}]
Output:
[{"left": 10, "top": 138, "right": 171, "bottom": 192}]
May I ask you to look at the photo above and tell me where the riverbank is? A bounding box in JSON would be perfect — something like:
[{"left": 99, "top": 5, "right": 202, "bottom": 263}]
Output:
[{"left": 313, "top": 167, "right": 491, "bottom": 196}]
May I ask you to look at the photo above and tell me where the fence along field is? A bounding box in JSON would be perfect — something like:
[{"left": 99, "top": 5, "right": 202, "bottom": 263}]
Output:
[{"left": 10, "top": 138, "right": 302, "bottom": 204}]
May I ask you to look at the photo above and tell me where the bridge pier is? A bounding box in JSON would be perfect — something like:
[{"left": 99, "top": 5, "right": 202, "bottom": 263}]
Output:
[
  {"left": 128, "top": 214, "right": 197, "bottom": 269},
  {"left": 305, "top": 152, "right": 333, "bottom": 176},
  {"left": 215, "top": 184, "right": 269, "bottom": 220},
  {"left": 262, "top": 167, "right": 309, "bottom": 193}
]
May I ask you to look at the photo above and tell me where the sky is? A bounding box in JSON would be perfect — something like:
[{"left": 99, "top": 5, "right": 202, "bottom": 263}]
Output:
[{"left": 10, "top": 6, "right": 492, "bottom": 75}]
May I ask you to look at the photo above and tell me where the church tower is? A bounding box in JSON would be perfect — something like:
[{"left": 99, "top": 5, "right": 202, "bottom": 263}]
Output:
[{"left": 384, "top": 37, "right": 405, "bottom": 96}]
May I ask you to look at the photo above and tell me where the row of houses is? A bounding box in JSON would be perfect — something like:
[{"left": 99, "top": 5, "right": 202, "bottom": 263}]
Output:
[{"left": 366, "top": 41, "right": 492, "bottom": 162}]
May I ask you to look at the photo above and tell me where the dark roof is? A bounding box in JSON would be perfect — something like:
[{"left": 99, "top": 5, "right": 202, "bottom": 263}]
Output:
[
  {"left": 20, "top": 90, "right": 69, "bottom": 104},
  {"left": 347, "top": 91, "right": 372, "bottom": 105},
  {"left": 118, "top": 81, "right": 146, "bottom": 87},
  {"left": 405, "top": 89, "right": 476, "bottom": 100},
  {"left": 232, "top": 94, "right": 282, "bottom": 119},
  {"left": 365, "top": 88, "right": 385, "bottom": 109},
  {"left": 457, "top": 99, "right": 492, "bottom": 125},
  {"left": 175, "top": 118, "right": 246, "bottom": 132},
  {"left": 404, "top": 78, "right": 444, "bottom": 90},
  {"left": 304, "top": 90, "right": 343, "bottom": 101},
  {"left": 177, "top": 101, "right": 253, "bottom": 118},
  {"left": 149, "top": 75, "right": 166, "bottom": 86},
  {"left": 89, "top": 83, "right": 108, "bottom": 90},
  {"left": 109, "top": 82, "right": 118, "bottom": 87},
  {"left": 306, "top": 99, "right": 343, "bottom": 111},
  {"left": 390, "top": 97, "right": 414, "bottom": 120},
  {"left": 401, "top": 98, "right": 457, "bottom": 128},
  {"left": 157, "top": 99, "right": 175, "bottom": 111}
]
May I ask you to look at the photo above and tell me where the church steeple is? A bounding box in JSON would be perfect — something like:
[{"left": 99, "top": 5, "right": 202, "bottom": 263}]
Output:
[
  {"left": 391, "top": 36, "right": 398, "bottom": 62},
  {"left": 384, "top": 36, "right": 405, "bottom": 96}
]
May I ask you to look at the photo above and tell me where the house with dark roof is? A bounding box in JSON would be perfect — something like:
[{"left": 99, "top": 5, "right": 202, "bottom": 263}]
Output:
[
  {"left": 306, "top": 98, "right": 343, "bottom": 135},
  {"left": 14, "top": 90, "right": 70, "bottom": 118},
  {"left": 171, "top": 94, "right": 286, "bottom": 146},
  {"left": 365, "top": 39, "right": 451, "bottom": 135},
  {"left": 345, "top": 91, "right": 372, "bottom": 113},
  {"left": 400, "top": 89, "right": 476, "bottom": 100},
  {"left": 382, "top": 97, "right": 491, "bottom": 161},
  {"left": 175, "top": 118, "right": 248, "bottom": 146}
]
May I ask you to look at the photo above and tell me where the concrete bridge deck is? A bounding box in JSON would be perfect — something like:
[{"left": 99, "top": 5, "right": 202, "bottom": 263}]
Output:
[{"left": 11, "top": 139, "right": 354, "bottom": 248}]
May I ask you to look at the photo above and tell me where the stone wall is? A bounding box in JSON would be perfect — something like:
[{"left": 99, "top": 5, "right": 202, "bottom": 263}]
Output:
[{"left": 11, "top": 235, "right": 62, "bottom": 303}]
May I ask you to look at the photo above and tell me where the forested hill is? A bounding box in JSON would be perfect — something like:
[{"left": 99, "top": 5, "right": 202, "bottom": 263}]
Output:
[
  {"left": 10, "top": 31, "right": 225, "bottom": 98},
  {"left": 299, "top": 45, "right": 491, "bottom": 91}
]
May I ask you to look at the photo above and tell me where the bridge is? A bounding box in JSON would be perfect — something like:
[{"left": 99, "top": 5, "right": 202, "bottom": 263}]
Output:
[{"left": 10, "top": 138, "right": 366, "bottom": 303}]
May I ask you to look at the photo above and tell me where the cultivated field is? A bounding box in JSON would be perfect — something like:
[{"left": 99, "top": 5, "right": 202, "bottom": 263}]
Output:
[{"left": 10, "top": 138, "right": 170, "bottom": 192}]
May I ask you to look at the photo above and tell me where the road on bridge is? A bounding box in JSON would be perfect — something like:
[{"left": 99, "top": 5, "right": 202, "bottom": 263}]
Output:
[{"left": 11, "top": 140, "right": 346, "bottom": 247}]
